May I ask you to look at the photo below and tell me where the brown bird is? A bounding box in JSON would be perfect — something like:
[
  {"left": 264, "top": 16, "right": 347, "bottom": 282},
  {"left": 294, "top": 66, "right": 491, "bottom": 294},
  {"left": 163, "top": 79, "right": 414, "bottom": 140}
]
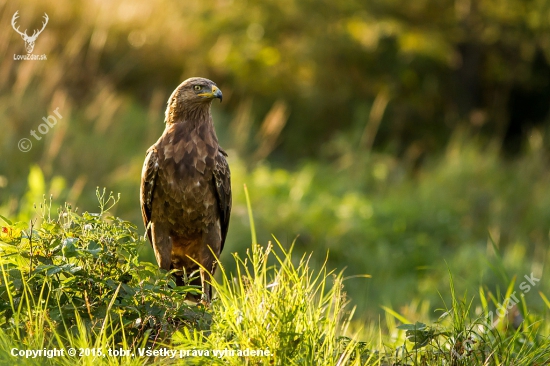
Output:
[{"left": 140, "top": 77, "right": 231, "bottom": 302}]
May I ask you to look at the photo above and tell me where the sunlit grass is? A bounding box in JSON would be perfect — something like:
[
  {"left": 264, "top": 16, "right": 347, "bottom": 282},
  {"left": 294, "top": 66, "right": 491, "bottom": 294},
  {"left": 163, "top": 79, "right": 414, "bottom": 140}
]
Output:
[
  {"left": 3, "top": 2, "right": 550, "bottom": 321},
  {"left": 1, "top": 192, "right": 549, "bottom": 365}
]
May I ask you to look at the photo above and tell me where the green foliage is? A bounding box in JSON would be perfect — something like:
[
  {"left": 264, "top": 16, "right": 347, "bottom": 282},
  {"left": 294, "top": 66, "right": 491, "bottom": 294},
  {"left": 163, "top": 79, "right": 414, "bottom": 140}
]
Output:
[
  {"left": 0, "top": 189, "right": 206, "bottom": 353},
  {"left": 0, "top": 192, "right": 549, "bottom": 365}
]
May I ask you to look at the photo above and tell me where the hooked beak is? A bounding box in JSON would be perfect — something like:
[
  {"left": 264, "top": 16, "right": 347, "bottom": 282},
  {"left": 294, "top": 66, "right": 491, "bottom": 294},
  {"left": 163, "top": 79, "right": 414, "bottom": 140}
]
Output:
[
  {"left": 212, "top": 85, "right": 223, "bottom": 102},
  {"left": 198, "top": 85, "right": 223, "bottom": 102}
]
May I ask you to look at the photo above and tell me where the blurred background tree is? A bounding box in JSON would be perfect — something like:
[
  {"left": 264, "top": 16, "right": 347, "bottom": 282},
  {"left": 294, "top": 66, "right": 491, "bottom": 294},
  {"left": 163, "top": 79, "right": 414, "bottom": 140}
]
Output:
[{"left": 1, "top": 0, "right": 549, "bottom": 320}]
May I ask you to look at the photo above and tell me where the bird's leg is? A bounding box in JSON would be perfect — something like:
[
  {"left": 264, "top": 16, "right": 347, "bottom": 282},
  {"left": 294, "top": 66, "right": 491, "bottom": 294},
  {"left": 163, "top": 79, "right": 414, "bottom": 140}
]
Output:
[
  {"left": 199, "top": 229, "right": 221, "bottom": 305},
  {"left": 200, "top": 268, "right": 211, "bottom": 305}
]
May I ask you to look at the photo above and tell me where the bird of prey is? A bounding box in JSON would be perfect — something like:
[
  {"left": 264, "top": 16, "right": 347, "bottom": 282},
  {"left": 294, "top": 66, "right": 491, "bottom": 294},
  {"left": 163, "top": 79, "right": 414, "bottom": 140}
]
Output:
[{"left": 140, "top": 77, "right": 231, "bottom": 302}]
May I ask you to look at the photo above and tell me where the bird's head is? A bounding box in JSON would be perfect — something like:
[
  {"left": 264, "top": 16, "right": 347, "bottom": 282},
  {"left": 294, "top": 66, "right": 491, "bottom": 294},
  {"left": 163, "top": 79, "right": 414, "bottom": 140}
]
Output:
[
  {"left": 175, "top": 77, "right": 223, "bottom": 104},
  {"left": 165, "top": 77, "right": 223, "bottom": 124}
]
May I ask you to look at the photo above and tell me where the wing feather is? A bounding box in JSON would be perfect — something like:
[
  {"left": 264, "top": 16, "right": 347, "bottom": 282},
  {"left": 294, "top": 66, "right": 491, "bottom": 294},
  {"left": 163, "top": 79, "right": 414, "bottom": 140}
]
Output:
[
  {"left": 140, "top": 146, "right": 159, "bottom": 243},
  {"left": 213, "top": 147, "right": 231, "bottom": 252}
]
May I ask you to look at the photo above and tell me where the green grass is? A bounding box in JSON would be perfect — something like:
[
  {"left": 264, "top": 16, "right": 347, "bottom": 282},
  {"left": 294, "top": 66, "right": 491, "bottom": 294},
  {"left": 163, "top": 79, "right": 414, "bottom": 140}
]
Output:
[{"left": 0, "top": 190, "right": 549, "bottom": 365}]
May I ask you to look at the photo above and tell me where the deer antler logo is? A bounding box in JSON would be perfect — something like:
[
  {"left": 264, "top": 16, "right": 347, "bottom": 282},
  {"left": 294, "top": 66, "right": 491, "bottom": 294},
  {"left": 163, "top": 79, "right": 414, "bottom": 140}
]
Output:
[{"left": 11, "top": 11, "right": 49, "bottom": 54}]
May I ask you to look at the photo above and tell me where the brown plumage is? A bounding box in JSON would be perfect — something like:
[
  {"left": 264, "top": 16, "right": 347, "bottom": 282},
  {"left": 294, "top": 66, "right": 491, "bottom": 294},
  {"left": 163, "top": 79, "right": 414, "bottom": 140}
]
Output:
[{"left": 140, "top": 77, "right": 231, "bottom": 302}]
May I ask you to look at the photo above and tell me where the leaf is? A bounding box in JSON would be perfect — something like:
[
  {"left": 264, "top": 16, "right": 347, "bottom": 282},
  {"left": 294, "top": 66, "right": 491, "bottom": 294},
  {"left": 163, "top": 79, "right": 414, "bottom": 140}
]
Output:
[
  {"left": 397, "top": 322, "right": 426, "bottom": 331},
  {"left": 65, "top": 265, "right": 84, "bottom": 275},
  {"left": 398, "top": 322, "right": 436, "bottom": 350},
  {"left": 62, "top": 238, "right": 78, "bottom": 257},
  {"left": 13, "top": 222, "right": 29, "bottom": 231},
  {"left": 0, "top": 215, "right": 12, "bottom": 225},
  {"left": 61, "top": 277, "right": 78, "bottom": 287},
  {"left": 8, "top": 268, "right": 22, "bottom": 279},
  {"left": 78, "top": 241, "right": 102, "bottom": 257},
  {"left": 41, "top": 222, "right": 59, "bottom": 233},
  {"left": 120, "top": 283, "right": 136, "bottom": 296},
  {"left": 33, "top": 264, "right": 63, "bottom": 276}
]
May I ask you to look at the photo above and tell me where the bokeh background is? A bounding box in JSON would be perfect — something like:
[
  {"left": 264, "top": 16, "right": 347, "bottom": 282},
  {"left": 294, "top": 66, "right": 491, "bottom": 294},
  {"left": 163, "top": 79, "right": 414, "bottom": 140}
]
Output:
[{"left": 1, "top": 0, "right": 549, "bottom": 321}]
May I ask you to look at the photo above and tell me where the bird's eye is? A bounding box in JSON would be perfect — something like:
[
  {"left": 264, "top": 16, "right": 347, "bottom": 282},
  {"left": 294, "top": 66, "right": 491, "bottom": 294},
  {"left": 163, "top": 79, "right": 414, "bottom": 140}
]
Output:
[{"left": 194, "top": 85, "right": 202, "bottom": 91}]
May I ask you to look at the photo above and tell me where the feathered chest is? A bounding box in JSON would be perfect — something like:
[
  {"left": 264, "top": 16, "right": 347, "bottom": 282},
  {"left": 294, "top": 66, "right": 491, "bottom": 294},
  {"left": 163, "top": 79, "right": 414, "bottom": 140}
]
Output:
[
  {"left": 152, "top": 123, "right": 220, "bottom": 225},
  {"left": 159, "top": 123, "right": 218, "bottom": 177}
]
